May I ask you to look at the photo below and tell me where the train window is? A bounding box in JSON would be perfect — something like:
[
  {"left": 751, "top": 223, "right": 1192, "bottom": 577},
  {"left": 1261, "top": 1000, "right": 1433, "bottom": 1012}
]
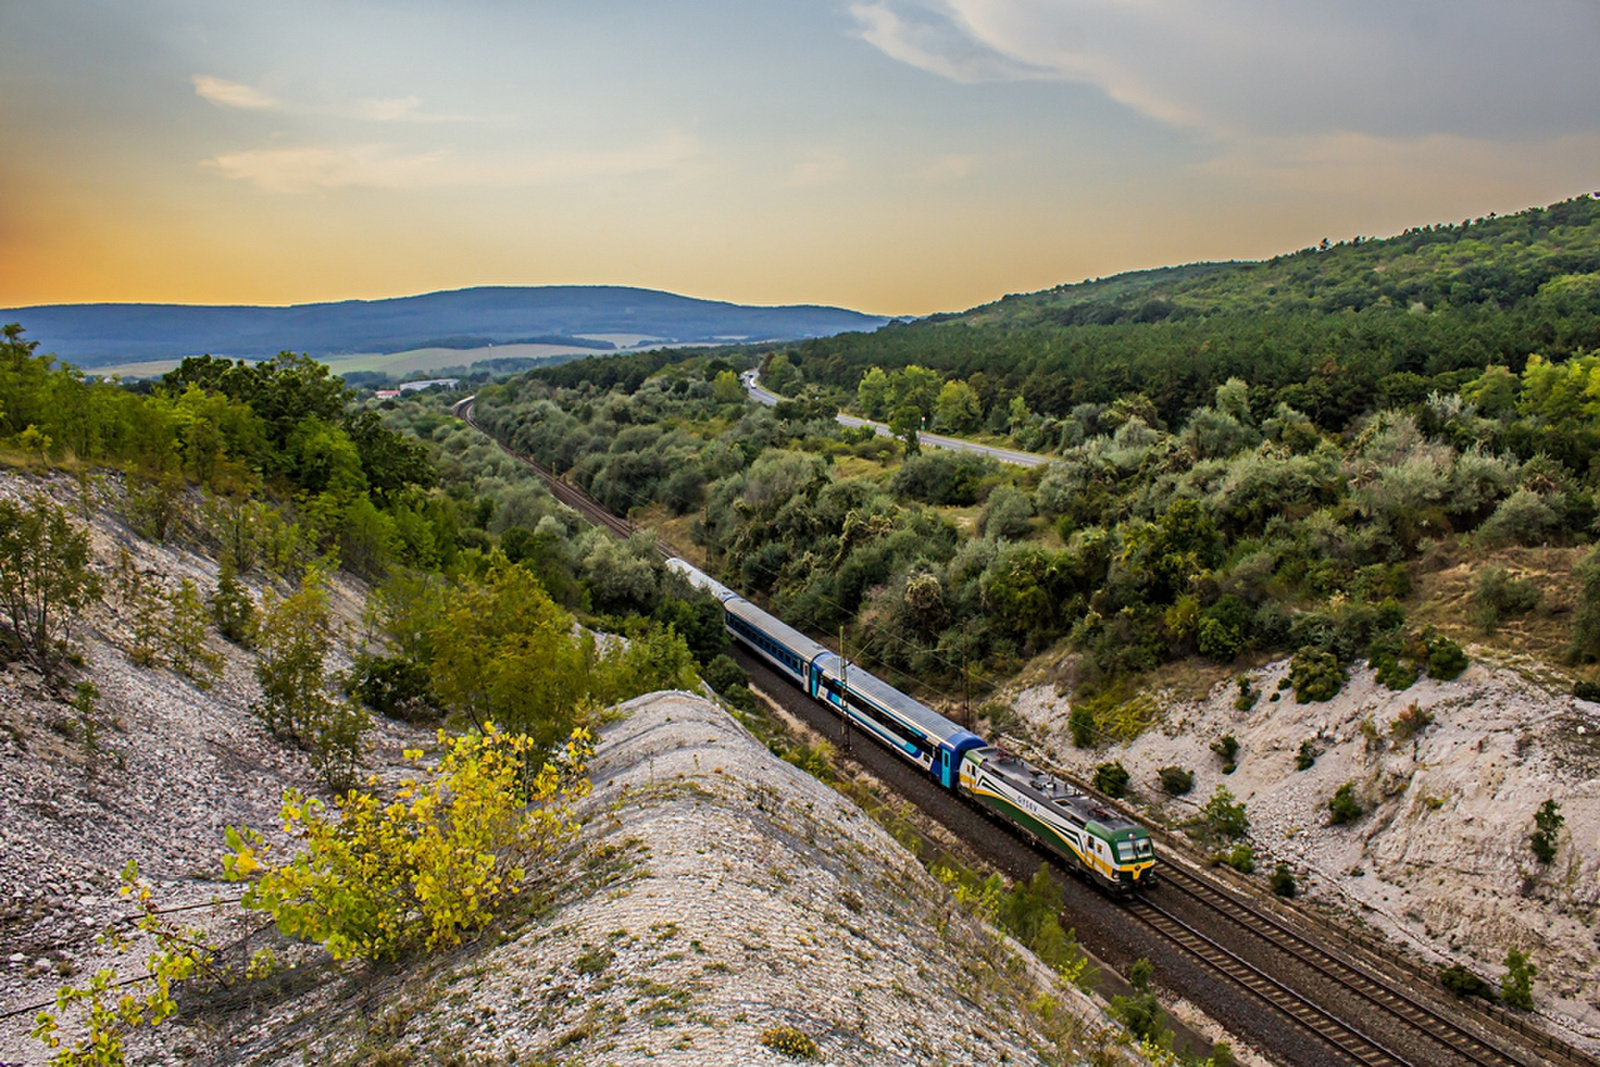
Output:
[
  {"left": 1136, "top": 839, "right": 1154, "bottom": 858},
  {"left": 1115, "top": 841, "right": 1134, "bottom": 862}
]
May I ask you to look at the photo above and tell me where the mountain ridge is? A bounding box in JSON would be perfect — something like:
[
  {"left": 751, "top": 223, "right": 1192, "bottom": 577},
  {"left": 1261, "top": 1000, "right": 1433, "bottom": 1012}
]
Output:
[{"left": 0, "top": 284, "right": 889, "bottom": 367}]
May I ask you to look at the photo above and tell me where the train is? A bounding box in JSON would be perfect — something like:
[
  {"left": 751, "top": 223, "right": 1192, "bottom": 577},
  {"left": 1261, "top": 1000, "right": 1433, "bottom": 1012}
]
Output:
[{"left": 666, "top": 558, "right": 1157, "bottom": 893}]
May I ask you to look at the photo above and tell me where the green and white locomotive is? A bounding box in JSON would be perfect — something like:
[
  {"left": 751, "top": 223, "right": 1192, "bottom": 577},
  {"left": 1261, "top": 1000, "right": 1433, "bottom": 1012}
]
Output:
[{"left": 960, "top": 747, "right": 1156, "bottom": 892}]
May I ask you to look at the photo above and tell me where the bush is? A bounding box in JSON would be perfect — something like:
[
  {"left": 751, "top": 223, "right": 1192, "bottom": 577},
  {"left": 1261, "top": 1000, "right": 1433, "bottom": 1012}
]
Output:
[
  {"left": 1500, "top": 948, "right": 1536, "bottom": 1010},
  {"left": 1575, "top": 680, "right": 1600, "bottom": 702},
  {"left": 1472, "top": 566, "right": 1541, "bottom": 633},
  {"left": 1424, "top": 631, "right": 1468, "bottom": 680},
  {"left": 1233, "top": 675, "right": 1259, "bottom": 711},
  {"left": 1439, "top": 963, "right": 1493, "bottom": 1000},
  {"left": 1094, "top": 761, "right": 1131, "bottom": 798},
  {"left": 702, "top": 653, "right": 757, "bottom": 712},
  {"left": 1370, "top": 649, "right": 1420, "bottom": 691},
  {"left": 1197, "top": 615, "right": 1244, "bottom": 662},
  {"left": 348, "top": 652, "right": 437, "bottom": 722},
  {"left": 253, "top": 569, "right": 370, "bottom": 792},
  {"left": 1270, "top": 863, "right": 1297, "bottom": 897},
  {"left": 1157, "top": 766, "right": 1194, "bottom": 796},
  {"left": 1389, "top": 701, "right": 1434, "bottom": 745},
  {"left": 1068, "top": 703, "right": 1096, "bottom": 748},
  {"left": 1216, "top": 843, "right": 1254, "bottom": 874},
  {"left": 1295, "top": 739, "right": 1318, "bottom": 771},
  {"left": 1210, "top": 733, "right": 1239, "bottom": 774},
  {"left": 758, "top": 1025, "right": 820, "bottom": 1060},
  {"left": 1529, "top": 799, "right": 1563, "bottom": 864},
  {"left": 1200, "top": 785, "right": 1249, "bottom": 841},
  {"left": 210, "top": 557, "right": 256, "bottom": 647},
  {"left": 224, "top": 726, "right": 594, "bottom": 961},
  {"left": 1570, "top": 546, "right": 1600, "bottom": 663},
  {"left": 1290, "top": 646, "right": 1348, "bottom": 702},
  {"left": 1328, "top": 782, "right": 1363, "bottom": 825},
  {"left": 0, "top": 494, "right": 102, "bottom": 679}
]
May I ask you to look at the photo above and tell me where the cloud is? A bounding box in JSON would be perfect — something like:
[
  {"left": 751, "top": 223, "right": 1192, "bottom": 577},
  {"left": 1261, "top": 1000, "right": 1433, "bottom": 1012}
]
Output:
[
  {"left": 848, "top": 1, "right": 1600, "bottom": 141},
  {"left": 785, "top": 151, "right": 850, "bottom": 187},
  {"left": 917, "top": 153, "right": 979, "bottom": 181},
  {"left": 1199, "top": 131, "right": 1600, "bottom": 207},
  {"left": 352, "top": 96, "right": 422, "bottom": 122},
  {"left": 202, "top": 133, "right": 701, "bottom": 193},
  {"left": 191, "top": 74, "right": 278, "bottom": 111}
]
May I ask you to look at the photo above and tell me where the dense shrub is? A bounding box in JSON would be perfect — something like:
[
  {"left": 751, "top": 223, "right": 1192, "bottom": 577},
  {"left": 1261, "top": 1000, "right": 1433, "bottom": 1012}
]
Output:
[
  {"left": 1269, "top": 863, "right": 1297, "bottom": 897},
  {"left": 1424, "top": 631, "right": 1469, "bottom": 680},
  {"left": 758, "top": 1025, "right": 820, "bottom": 1060},
  {"left": 1068, "top": 704, "right": 1096, "bottom": 748},
  {"left": 1471, "top": 566, "right": 1541, "bottom": 633},
  {"left": 1093, "top": 761, "right": 1131, "bottom": 798},
  {"left": 1500, "top": 948, "right": 1536, "bottom": 1010},
  {"left": 1440, "top": 963, "right": 1493, "bottom": 1000},
  {"left": 889, "top": 450, "right": 997, "bottom": 505},
  {"left": 1157, "top": 766, "right": 1194, "bottom": 795},
  {"left": 348, "top": 652, "right": 437, "bottom": 722},
  {"left": 1215, "top": 843, "right": 1255, "bottom": 874},
  {"left": 1289, "top": 646, "right": 1348, "bottom": 702},
  {"left": 1328, "top": 782, "right": 1364, "bottom": 825},
  {"left": 1295, "top": 739, "right": 1318, "bottom": 771},
  {"left": 1200, "top": 786, "right": 1249, "bottom": 841},
  {"left": 1529, "top": 799, "right": 1564, "bottom": 863},
  {"left": 1210, "top": 733, "right": 1239, "bottom": 773}
]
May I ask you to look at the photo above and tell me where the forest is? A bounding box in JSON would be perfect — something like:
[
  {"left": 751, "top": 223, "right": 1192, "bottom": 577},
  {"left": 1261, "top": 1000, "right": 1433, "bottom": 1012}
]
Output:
[{"left": 460, "top": 194, "right": 1600, "bottom": 738}]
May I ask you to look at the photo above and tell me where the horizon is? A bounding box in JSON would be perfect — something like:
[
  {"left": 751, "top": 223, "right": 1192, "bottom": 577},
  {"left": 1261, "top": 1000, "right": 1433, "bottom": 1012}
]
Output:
[{"left": 4, "top": 3, "right": 1598, "bottom": 316}]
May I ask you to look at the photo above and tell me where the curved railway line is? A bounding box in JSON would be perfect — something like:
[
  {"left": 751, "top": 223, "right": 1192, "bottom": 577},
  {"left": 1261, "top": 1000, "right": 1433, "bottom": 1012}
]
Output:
[{"left": 454, "top": 395, "right": 1595, "bottom": 1067}]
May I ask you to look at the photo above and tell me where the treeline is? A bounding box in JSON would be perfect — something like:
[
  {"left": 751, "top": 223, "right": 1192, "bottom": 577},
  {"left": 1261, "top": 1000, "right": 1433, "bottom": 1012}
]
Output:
[
  {"left": 779, "top": 194, "right": 1600, "bottom": 441},
  {"left": 475, "top": 332, "right": 1600, "bottom": 725}
]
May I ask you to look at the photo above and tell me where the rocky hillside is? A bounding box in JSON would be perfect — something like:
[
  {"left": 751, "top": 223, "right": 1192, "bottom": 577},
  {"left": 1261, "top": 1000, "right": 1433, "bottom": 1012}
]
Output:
[
  {"left": 1013, "top": 652, "right": 1600, "bottom": 1054},
  {"left": 207, "top": 691, "right": 1142, "bottom": 1066},
  {"left": 0, "top": 469, "right": 1154, "bottom": 1066}
]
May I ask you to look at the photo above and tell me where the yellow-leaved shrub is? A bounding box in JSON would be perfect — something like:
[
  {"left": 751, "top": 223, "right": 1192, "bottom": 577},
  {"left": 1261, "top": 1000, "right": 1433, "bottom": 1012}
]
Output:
[{"left": 224, "top": 724, "right": 593, "bottom": 961}]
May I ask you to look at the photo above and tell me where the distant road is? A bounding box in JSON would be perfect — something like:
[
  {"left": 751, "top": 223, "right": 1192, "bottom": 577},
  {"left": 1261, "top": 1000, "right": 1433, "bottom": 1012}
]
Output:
[{"left": 741, "top": 370, "right": 1050, "bottom": 469}]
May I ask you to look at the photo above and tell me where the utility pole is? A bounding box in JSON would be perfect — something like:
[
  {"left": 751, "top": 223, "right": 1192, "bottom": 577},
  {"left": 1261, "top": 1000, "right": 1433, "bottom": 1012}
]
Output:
[
  {"left": 962, "top": 618, "right": 971, "bottom": 730},
  {"left": 839, "top": 626, "right": 850, "bottom": 751}
]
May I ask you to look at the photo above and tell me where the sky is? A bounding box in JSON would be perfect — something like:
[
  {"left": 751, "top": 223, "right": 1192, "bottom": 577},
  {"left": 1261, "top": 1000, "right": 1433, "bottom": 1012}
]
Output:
[{"left": 2, "top": 1, "right": 1598, "bottom": 316}]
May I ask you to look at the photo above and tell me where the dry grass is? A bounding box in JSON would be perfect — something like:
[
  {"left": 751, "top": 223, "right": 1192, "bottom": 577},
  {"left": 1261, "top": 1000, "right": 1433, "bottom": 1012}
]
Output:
[{"left": 1408, "top": 545, "right": 1584, "bottom": 675}]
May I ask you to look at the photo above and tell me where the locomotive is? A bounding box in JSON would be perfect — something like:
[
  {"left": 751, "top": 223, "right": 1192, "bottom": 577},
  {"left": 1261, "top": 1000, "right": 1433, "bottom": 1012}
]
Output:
[{"left": 667, "top": 558, "right": 1156, "bottom": 893}]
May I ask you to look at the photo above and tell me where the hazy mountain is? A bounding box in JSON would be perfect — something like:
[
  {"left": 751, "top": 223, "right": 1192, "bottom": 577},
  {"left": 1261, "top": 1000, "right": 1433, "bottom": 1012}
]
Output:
[{"left": 0, "top": 285, "right": 889, "bottom": 367}]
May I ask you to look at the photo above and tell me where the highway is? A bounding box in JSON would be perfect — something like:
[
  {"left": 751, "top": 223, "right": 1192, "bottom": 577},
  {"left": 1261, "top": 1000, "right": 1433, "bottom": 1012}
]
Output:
[{"left": 740, "top": 370, "right": 1050, "bottom": 469}]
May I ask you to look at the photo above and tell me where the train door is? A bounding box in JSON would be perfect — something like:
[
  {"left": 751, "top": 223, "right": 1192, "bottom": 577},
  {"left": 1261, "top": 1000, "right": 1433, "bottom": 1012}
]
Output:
[
  {"left": 808, "top": 662, "right": 823, "bottom": 700},
  {"left": 938, "top": 747, "right": 953, "bottom": 788}
]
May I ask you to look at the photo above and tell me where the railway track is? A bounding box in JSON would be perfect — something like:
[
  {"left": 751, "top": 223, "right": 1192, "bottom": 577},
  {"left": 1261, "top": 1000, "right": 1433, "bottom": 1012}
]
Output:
[
  {"left": 455, "top": 397, "right": 1594, "bottom": 1067},
  {"left": 1150, "top": 864, "right": 1536, "bottom": 1067},
  {"left": 1125, "top": 894, "right": 1411, "bottom": 1066}
]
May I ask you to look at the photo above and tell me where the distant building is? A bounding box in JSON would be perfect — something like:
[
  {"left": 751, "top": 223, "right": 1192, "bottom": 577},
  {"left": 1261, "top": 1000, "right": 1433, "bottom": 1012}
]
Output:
[
  {"left": 375, "top": 389, "right": 403, "bottom": 400},
  {"left": 399, "top": 378, "right": 460, "bottom": 393}
]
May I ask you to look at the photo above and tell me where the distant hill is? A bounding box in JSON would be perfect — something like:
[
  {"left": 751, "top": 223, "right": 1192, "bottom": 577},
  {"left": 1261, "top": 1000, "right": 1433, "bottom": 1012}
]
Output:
[
  {"left": 793, "top": 192, "right": 1600, "bottom": 430},
  {"left": 0, "top": 286, "right": 889, "bottom": 367}
]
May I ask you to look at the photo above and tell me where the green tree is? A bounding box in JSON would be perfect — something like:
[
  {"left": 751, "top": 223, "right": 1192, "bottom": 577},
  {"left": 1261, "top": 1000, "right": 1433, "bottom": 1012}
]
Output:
[
  {"left": 1500, "top": 948, "right": 1536, "bottom": 1010},
  {"left": 1200, "top": 785, "right": 1249, "bottom": 841},
  {"left": 253, "top": 569, "right": 369, "bottom": 791},
  {"left": 856, "top": 366, "right": 890, "bottom": 418},
  {"left": 210, "top": 557, "right": 256, "bottom": 646},
  {"left": 712, "top": 369, "right": 745, "bottom": 405},
  {"left": 1529, "top": 799, "right": 1564, "bottom": 863},
  {"left": 934, "top": 379, "right": 981, "bottom": 432},
  {"left": 165, "top": 578, "right": 224, "bottom": 687},
  {"left": 0, "top": 494, "right": 102, "bottom": 678}
]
